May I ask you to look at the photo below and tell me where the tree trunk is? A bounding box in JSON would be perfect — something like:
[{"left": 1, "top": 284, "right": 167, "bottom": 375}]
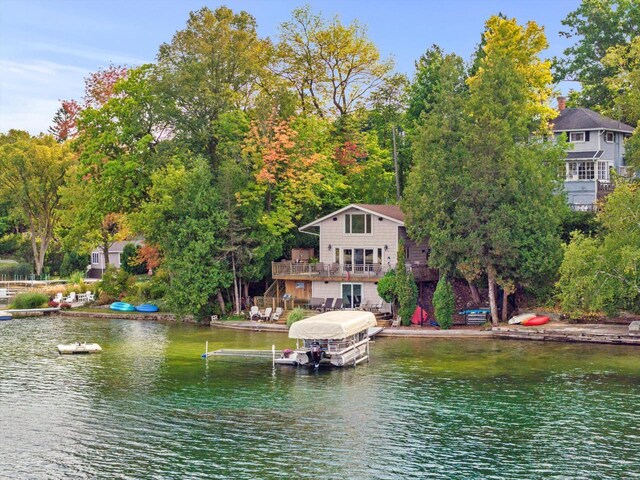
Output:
[
  {"left": 28, "top": 221, "right": 42, "bottom": 276},
  {"left": 392, "top": 126, "right": 401, "bottom": 201},
  {"left": 468, "top": 280, "right": 481, "bottom": 305},
  {"left": 243, "top": 282, "right": 249, "bottom": 300},
  {"left": 231, "top": 253, "right": 241, "bottom": 315},
  {"left": 217, "top": 289, "right": 227, "bottom": 316},
  {"left": 501, "top": 290, "right": 509, "bottom": 323},
  {"left": 487, "top": 266, "right": 499, "bottom": 325}
]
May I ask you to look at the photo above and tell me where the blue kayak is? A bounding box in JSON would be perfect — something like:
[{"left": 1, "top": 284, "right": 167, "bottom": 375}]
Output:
[
  {"left": 135, "top": 304, "right": 159, "bottom": 313},
  {"left": 110, "top": 302, "right": 135, "bottom": 312}
]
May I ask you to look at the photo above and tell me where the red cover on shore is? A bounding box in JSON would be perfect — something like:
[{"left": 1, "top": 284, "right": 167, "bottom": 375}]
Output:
[{"left": 411, "top": 307, "right": 428, "bottom": 325}]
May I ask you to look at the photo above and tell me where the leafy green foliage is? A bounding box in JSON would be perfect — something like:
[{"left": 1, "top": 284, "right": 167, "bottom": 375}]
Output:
[
  {"left": 0, "top": 262, "right": 32, "bottom": 278},
  {"left": 286, "top": 307, "right": 306, "bottom": 327},
  {"left": 557, "top": 182, "right": 640, "bottom": 315},
  {"left": 395, "top": 242, "right": 418, "bottom": 326},
  {"left": 121, "top": 244, "right": 147, "bottom": 275},
  {"left": 10, "top": 292, "right": 48, "bottom": 309},
  {"left": 98, "top": 265, "right": 134, "bottom": 298},
  {"left": 133, "top": 160, "right": 232, "bottom": 320},
  {"left": 433, "top": 276, "right": 455, "bottom": 330},
  {"left": 376, "top": 270, "right": 396, "bottom": 304},
  {"left": 555, "top": 0, "right": 640, "bottom": 112},
  {"left": 59, "top": 251, "right": 88, "bottom": 278}
]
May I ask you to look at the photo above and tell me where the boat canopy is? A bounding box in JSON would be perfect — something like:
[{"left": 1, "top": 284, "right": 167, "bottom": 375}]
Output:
[{"left": 288, "top": 311, "right": 377, "bottom": 340}]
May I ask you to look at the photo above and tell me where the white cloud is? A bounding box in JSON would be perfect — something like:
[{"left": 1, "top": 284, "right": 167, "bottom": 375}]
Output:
[
  {"left": 25, "top": 41, "right": 148, "bottom": 66},
  {"left": 0, "top": 59, "right": 89, "bottom": 134}
]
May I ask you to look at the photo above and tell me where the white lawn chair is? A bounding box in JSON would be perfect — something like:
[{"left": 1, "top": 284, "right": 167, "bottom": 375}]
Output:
[
  {"left": 85, "top": 291, "right": 95, "bottom": 302},
  {"left": 261, "top": 307, "right": 273, "bottom": 321},
  {"left": 271, "top": 307, "right": 283, "bottom": 322},
  {"left": 53, "top": 292, "right": 63, "bottom": 303},
  {"left": 249, "top": 306, "right": 260, "bottom": 321},
  {"left": 62, "top": 292, "right": 76, "bottom": 303},
  {"left": 391, "top": 316, "right": 401, "bottom": 327}
]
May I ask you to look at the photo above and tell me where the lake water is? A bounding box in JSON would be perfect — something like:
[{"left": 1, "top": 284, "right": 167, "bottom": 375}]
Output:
[{"left": 1, "top": 316, "right": 639, "bottom": 479}]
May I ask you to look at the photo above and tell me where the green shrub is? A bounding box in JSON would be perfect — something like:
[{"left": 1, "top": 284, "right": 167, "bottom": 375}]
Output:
[
  {"left": 286, "top": 307, "right": 306, "bottom": 327},
  {"left": 121, "top": 243, "right": 147, "bottom": 275},
  {"left": 433, "top": 276, "right": 455, "bottom": 330},
  {"left": 0, "top": 261, "right": 32, "bottom": 279},
  {"left": 59, "top": 251, "right": 88, "bottom": 278},
  {"left": 376, "top": 270, "right": 396, "bottom": 303},
  {"left": 98, "top": 265, "right": 134, "bottom": 298},
  {"left": 11, "top": 292, "right": 48, "bottom": 309}
]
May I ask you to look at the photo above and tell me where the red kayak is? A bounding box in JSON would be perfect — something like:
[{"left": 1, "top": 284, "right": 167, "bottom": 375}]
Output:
[{"left": 522, "top": 316, "right": 549, "bottom": 326}]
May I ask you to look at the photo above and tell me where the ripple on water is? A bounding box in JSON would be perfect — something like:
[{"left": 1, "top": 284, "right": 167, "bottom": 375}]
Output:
[{"left": 1, "top": 317, "right": 639, "bottom": 479}]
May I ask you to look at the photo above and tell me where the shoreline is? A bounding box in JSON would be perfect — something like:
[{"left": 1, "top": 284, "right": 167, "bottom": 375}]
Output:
[{"left": 8, "top": 309, "right": 639, "bottom": 345}]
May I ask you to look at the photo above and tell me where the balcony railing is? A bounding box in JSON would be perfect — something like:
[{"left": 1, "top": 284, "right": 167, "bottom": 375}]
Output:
[{"left": 271, "top": 261, "right": 439, "bottom": 282}]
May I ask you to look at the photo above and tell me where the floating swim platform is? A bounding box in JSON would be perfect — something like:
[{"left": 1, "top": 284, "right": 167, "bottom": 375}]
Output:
[
  {"left": 58, "top": 342, "right": 102, "bottom": 354},
  {"left": 110, "top": 302, "right": 135, "bottom": 312},
  {"left": 135, "top": 304, "right": 159, "bottom": 313}
]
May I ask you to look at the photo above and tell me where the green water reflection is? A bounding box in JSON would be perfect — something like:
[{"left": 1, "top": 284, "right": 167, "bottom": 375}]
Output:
[{"left": 1, "top": 316, "right": 638, "bottom": 479}]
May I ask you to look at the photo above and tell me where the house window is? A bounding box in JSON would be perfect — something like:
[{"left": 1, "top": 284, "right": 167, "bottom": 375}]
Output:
[
  {"left": 91, "top": 252, "right": 99, "bottom": 264},
  {"left": 335, "top": 247, "right": 340, "bottom": 264},
  {"left": 567, "top": 162, "right": 595, "bottom": 180},
  {"left": 605, "top": 132, "right": 614, "bottom": 143},
  {"left": 598, "top": 161, "right": 611, "bottom": 181},
  {"left": 569, "top": 132, "right": 585, "bottom": 142},
  {"left": 344, "top": 213, "right": 372, "bottom": 234}
]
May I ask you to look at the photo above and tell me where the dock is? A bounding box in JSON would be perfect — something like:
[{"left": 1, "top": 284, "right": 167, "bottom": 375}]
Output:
[
  {"left": 5, "top": 307, "right": 60, "bottom": 317},
  {"left": 492, "top": 323, "right": 640, "bottom": 345}
]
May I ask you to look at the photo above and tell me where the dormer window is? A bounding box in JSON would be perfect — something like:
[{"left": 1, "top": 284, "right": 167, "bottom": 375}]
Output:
[
  {"left": 569, "top": 132, "right": 585, "bottom": 143},
  {"left": 345, "top": 213, "right": 372, "bottom": 234},
  {"left": 605, "top": 131, "right": 614, "bottom": 143}
]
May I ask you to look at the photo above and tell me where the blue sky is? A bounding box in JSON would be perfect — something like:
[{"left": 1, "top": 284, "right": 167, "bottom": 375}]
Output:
[{"left": 0, "top": 0, "right": 581, "bottom": 134}]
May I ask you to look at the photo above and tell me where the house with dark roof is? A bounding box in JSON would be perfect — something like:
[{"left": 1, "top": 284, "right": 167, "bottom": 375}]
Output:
[
  {"left": 271, "top": 204, "right": 436, "bottom": 308},
  {"left": 87, "top": 240, "right": 144, "bottom": 278},
  {"left": 553, "top": 98, "right": 634, "bottom": 211}
]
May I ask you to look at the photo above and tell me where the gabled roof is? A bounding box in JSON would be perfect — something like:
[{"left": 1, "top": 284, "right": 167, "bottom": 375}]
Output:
[
  {"left": 92, "top": 240, "right": 143, "bottom": 253},
  {"left": 299, "top": 204, "right": 404, "bottom": 233},
  {"left": 553, "top": 108, "right": 634, "bottom": 133}
]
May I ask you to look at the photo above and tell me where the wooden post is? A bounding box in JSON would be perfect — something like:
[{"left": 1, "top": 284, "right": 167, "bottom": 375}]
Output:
[
  {"left": 205, "top": 341, "right": 208, "bottom": 359},
  {"left": 272, "top": 344, "right": 276, "bottom": 367}
]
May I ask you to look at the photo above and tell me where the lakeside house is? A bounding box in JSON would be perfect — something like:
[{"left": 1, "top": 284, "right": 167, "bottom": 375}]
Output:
[
  {"left": 553, "top": 97, "right": 634, "bottom": 212},
  {"left": 87, "top": 240, "right": 143, "bottom": 279},
  {"left": 271, "top": 204, "right": 437, "bottom": 308}
]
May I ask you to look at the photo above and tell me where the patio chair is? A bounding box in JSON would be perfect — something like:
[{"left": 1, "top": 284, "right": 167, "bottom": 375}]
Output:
[
  {"left": 272, "top": 307, "right": 283, "bottom": 322},
  {"left": 318, "top": 298, "right": 334, "bottom": 312},
  {"left": 53, "top": 292, "right": 63, "bottom": 303},
  {"left": 330, "top": 298, "right": 344, "bottom": 310},
  {"left": 85, "top": 291, "right": 95, "bottom": 302},
  {"left": 63, "top": 292, "right": 76, "bottom": 303},
  {"left": 261, "top": 307, "right": 273, "bottom": 321},
  {"left": 0, "top": 288, "right": 11, "bottom": 304},
  {"left": 249, "top": 306, "right": 261, "bottom": 321},
  {"left": 359, "top": 300, "right": 370, "bottom": 311},
  {"left": 309, "top": 297, "right": 324, "bottom": 310},
  {"left": 391, "top": 316, "right": 401, "bottom": 327},
  {"left": 370, "top": 300, "right": 382, "bottom": 313}
]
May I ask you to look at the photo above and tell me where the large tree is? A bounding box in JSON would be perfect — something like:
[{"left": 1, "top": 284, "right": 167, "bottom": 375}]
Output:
[
  {"left": 274, "top": 6, "right": 393, "bottom": 118},
  {"left": 155, "top": 6, "right": 271, "bottom": 166},
  {"left": 555, "top": 0, "right": 640, "bottom": 111},
  {"left": 405, "top": 17, "right": 567, "bottom": 324},
  {"left": 0, "top": 131, "right": 75, "bottom": 275}
]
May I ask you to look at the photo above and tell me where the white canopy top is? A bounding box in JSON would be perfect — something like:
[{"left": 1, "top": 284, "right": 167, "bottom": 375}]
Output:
[{"left": 288, "top": 311, "right": 377, "bottom": 340}]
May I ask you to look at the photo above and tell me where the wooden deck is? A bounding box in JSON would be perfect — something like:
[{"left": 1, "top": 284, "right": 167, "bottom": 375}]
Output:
[{"left": 492, "top": 323, "right": 640, "bottom": 345}]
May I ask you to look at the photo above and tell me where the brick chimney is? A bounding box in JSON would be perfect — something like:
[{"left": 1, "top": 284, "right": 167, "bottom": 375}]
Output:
[{"left": 557, "top": 96, "right": 566, "bottom": 112}]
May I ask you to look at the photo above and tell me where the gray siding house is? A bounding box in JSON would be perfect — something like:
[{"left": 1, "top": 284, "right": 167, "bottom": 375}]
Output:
[
  {"left": 87, "top": 240, "right": 143, "bottom": 278},
  {"left": 553, "top": 99, "right": 634, "bottom": 211},
  {"left": 271, "top": 204, "right": 437, "bottom": 308}
]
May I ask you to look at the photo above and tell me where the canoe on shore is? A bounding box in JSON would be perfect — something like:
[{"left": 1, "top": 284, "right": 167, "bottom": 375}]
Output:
[
  {"left": 522, "top": 316, "right": 550, "bottom": 326},
  {"left": 508, "top": 313, "right": 536, "bottom": 325}
]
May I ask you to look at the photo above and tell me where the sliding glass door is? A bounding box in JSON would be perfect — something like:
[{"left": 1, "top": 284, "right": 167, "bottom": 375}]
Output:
[{"left": 342, "top": 283, "right": 362, "bottom": 308}]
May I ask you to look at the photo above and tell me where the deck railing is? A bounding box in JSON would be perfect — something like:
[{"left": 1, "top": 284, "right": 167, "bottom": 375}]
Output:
[{"left": 271, "top": 261, "right": 439, "bottom": 282}]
